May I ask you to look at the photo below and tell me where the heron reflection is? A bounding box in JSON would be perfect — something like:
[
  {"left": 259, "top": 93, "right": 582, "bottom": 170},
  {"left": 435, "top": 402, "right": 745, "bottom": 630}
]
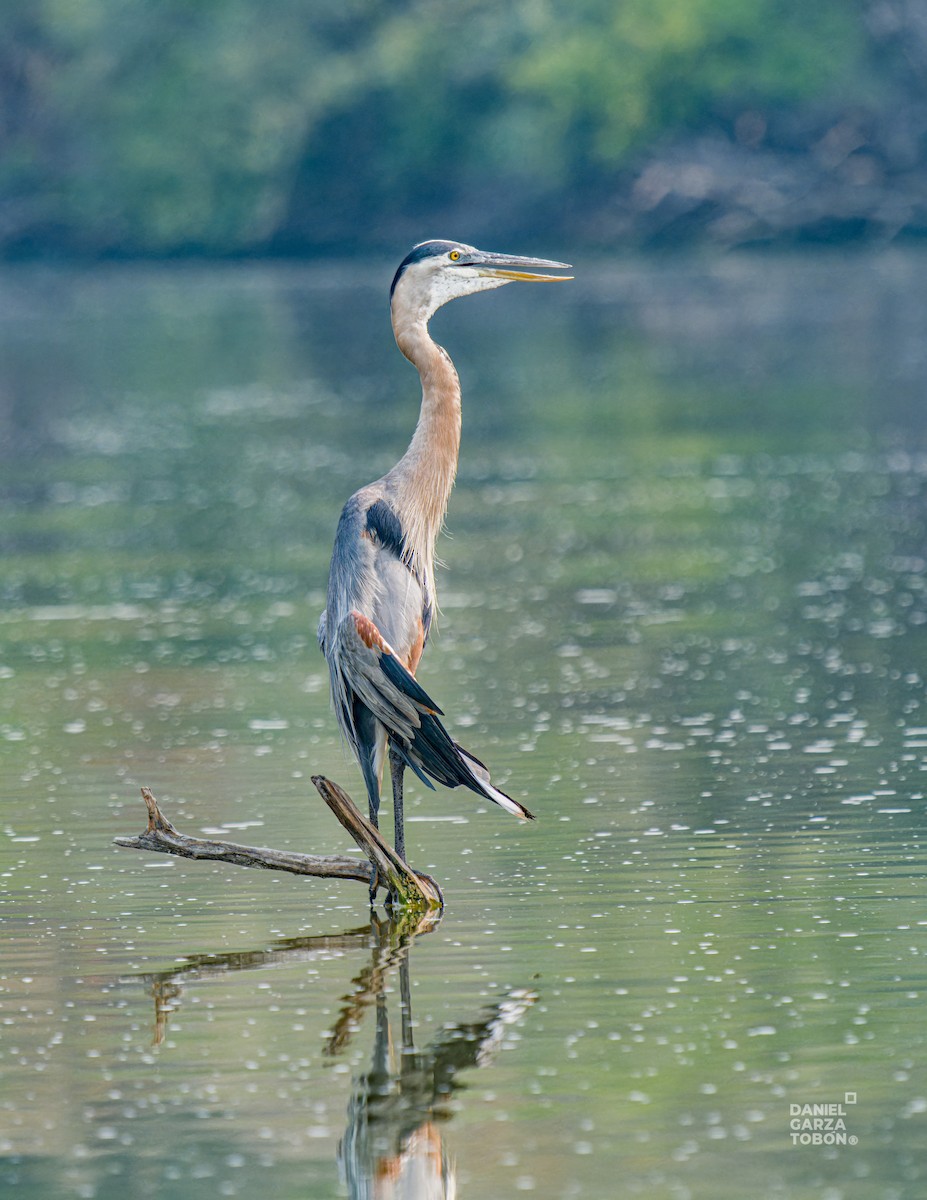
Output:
[
  {"left": 332, "top": 917, "right": 536, "bottom": 1199},
  {"left": 132, "top": 912, "right": 536, "bottom": 1197}
]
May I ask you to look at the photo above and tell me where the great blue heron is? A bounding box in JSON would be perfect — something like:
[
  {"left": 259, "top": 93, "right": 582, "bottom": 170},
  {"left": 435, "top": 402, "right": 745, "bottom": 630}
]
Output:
[{"left": 318, "top": 239, "right": 571, "bottom": 876}]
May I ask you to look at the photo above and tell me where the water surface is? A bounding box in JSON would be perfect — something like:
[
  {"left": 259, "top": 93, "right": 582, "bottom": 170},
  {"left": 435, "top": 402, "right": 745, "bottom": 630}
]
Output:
[{"left": 2, "top": 253, "right": 927, "bottom": 1197}]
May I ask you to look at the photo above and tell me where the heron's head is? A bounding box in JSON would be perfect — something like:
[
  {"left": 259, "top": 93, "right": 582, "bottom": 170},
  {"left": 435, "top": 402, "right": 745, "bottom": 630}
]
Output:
[{"left": 390, "top": 239, "right": 571, "bottom": 326}]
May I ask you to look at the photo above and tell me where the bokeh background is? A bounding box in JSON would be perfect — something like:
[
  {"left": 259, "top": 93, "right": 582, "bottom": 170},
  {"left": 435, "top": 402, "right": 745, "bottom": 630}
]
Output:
[{"left": 3, "top": 0, "right": 927, "bottom": 259}]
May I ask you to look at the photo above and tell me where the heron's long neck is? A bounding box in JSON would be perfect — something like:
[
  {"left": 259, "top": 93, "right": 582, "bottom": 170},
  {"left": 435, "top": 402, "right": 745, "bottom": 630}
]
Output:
[{"left": 390, "top": 317, "right": 462, "bottom": 585}]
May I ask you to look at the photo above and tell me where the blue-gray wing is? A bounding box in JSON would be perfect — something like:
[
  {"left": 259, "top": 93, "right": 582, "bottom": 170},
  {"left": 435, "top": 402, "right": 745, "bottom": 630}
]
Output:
[
  {"left": 328, "top": 609, "right": 534, "bottom": 820},
  {"left": 326, "top": 609, "right": 438, "bottom": 758},
  {"left": 320, "top": 489, "right": 531, "bottom": 819}
]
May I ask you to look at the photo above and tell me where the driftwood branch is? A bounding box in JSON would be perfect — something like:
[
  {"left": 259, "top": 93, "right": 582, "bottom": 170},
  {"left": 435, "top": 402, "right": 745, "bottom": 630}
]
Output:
[
  {"left": 114, "top": 785, "right": 367, "bottom": 879},
  {"left": 113, "top": 779, "right": 443, "bottom": 911}
]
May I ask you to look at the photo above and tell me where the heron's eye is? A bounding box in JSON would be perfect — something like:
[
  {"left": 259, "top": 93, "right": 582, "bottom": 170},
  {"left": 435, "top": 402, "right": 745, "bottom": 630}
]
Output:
[{"left": 449, "top": 250, "right": 461, "bottom": 261}]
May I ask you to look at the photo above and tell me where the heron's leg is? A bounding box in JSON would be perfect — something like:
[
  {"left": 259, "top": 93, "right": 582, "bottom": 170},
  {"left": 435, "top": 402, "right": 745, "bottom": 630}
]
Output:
[
  {"left": 366, "top": 799, "right": 380, "bottom": 904},
  {"left": 389, "top": 745, "right": 406, "bottom": 863}
]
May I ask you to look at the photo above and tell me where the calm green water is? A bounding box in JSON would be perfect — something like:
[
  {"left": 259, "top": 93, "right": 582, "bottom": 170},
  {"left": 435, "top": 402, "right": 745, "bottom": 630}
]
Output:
[{"left": 2, "top": 253, "right": 927, "bottom": 1198}]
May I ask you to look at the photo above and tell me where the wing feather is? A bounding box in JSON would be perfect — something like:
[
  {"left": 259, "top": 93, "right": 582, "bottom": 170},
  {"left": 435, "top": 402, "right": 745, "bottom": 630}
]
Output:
[{"left": 329, "top": 610, "right": 533, "bottom": 821}]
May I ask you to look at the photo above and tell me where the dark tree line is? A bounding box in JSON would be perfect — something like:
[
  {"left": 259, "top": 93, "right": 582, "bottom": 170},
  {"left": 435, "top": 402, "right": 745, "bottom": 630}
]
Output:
[{"left": 1, "top": 0, "right": 925, "bottom": 258}]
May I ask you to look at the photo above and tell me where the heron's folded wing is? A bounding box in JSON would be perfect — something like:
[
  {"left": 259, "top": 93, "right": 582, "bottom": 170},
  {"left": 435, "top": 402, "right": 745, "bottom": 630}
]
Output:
[
  {"left": 330, "top": 610, "right": 534, "bottom": 821},
  {"left": 329, "top": 610, "right": 442, "bottom": 740}
]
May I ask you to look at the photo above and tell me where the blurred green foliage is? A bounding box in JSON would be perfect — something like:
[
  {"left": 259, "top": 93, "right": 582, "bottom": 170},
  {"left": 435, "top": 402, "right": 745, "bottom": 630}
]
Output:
[{"left": 0, "top": 0, "right": 876, "bottom": 255}]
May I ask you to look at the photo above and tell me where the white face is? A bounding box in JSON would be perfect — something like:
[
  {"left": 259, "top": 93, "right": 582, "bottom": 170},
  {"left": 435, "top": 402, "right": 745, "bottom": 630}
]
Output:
[
  {"left": 390, "top": 241, "right": 570, "bottom": 330},
  {"left": 393, "top": 243, "right": 512, "bottom": 325}
]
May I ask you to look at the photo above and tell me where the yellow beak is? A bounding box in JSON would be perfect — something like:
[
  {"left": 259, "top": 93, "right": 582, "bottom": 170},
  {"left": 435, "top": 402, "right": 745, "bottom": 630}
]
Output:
[{"left": 467, "top": 251, "right": 572, "bottom": 283}]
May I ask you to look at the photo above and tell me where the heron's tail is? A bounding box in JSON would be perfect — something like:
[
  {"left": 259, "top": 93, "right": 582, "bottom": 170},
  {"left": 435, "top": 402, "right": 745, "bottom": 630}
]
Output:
[
  {"left": 396, "top": 712, "right": 535, "bottom": 821},
  {"left": 457, "top": 745, "right": 535, "bottom": 821}
]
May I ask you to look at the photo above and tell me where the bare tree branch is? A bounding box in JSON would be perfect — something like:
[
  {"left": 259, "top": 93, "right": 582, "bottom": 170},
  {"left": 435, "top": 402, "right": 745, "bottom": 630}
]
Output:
[{"left": 113, "top": 780, "right": 444, "bottom": 911}]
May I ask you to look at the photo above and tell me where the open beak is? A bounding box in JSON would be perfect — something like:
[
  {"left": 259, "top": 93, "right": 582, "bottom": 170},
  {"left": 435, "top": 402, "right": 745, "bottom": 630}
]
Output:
[{"left": 467, "top": 250, "right": 572, "bottom": 282}]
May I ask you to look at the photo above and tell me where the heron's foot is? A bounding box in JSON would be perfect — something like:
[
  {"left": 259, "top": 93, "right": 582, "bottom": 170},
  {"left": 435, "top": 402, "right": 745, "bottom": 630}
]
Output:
[{"left": 367, "top": 863, "right": 381, "bottom": 906}]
